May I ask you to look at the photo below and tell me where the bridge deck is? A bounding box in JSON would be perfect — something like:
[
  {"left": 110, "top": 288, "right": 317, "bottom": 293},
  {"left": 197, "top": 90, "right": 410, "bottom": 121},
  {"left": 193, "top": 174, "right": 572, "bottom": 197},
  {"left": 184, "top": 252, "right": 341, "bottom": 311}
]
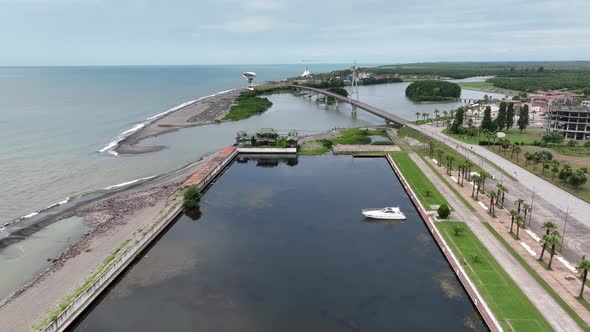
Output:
[{"left": 290, "top": 85, "right": 409, "bottom": 126}]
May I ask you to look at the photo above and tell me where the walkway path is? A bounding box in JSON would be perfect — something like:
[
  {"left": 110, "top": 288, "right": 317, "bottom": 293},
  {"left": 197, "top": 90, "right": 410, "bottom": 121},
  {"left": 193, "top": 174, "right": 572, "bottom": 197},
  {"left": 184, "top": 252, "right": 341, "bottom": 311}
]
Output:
[
  {"left": 410, "top": 124, "right": 590, "bottom": 263},
  {"left": 408, "top": 151, "right": 582, "bottom": 332}
]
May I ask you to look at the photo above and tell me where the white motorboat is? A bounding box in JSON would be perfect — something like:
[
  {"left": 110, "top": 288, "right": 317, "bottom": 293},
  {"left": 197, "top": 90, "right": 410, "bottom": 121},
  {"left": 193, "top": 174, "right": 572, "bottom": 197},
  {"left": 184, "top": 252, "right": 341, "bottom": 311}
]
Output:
[{"left": 362, "top": 207, "right": 406, "bottom": 220}]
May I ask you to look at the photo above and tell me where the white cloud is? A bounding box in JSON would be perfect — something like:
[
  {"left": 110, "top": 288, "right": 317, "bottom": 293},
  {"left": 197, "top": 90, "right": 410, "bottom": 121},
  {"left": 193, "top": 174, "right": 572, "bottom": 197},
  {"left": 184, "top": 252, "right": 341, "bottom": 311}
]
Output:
[{"left": 203, "top": 16, "right": 301, "bottom": 32}]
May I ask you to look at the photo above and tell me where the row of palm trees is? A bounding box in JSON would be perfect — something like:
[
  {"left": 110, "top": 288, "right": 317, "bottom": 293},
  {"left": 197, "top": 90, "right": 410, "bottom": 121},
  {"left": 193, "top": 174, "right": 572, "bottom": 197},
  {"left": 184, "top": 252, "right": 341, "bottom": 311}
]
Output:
[
  {"left": 415, "top": 109, "right": 456, "bottom": 127},
  {"left": 428, "top": 140, "right": 590, "bottom": 299}
]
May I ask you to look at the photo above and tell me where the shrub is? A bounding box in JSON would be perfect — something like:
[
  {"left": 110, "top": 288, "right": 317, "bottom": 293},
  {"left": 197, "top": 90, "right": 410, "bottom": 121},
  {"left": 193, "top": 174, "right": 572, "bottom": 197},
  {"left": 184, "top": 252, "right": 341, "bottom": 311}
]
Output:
[
  {"left": 584, "top": 141, "right": 590, "bottom": 147},
  {"left": 539, "top": 150, "right": 553, "bottom": 160},
  {"left": 568, "top": 140, "right": 578, "bottom": 147},
  {"left": 437, "top": 204, "right": 451, "bottom": 219},
  {"left": 452, "top": 225, "right": 465, "bottom": 237},
  {"left": 371, "top": 141, "right": 394, "bottom": 145},
  {"left": 183, "top": 185, "right": 202, "bottom": 209}
]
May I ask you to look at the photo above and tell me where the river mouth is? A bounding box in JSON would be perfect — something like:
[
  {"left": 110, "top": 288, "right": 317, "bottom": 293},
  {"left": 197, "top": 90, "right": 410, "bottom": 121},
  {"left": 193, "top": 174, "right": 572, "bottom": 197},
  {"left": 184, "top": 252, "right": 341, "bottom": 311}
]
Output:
[{"left": 69, "top": 155, "right": 485, "bottom": 331}]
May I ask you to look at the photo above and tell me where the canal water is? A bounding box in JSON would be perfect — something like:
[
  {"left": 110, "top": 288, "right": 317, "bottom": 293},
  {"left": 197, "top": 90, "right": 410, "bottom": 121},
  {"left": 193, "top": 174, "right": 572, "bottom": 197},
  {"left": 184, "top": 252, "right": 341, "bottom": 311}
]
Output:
[{"left": 69, "top": 156, "right": 486, "bottom": 331}]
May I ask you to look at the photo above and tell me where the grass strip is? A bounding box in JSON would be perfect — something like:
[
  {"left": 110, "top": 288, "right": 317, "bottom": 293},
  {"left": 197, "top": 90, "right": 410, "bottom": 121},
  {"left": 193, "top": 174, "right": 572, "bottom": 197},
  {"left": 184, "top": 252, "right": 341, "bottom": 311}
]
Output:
[
  {"left": 419, "top": 154, "right": 476, "bottom": 212},
  {"left": 389, "top": 151, "right": 449, "bottom": 209},
  {"left": 437, "top": 222, "right": 553, "bottom": 332},
  {"left": 483, "top": 222, "right": 590, "bottom": 331}
]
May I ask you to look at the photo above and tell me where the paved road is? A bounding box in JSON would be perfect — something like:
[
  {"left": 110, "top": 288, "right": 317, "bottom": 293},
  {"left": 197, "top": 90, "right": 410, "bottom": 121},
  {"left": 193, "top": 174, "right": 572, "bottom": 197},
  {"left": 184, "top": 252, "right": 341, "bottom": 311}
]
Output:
[
  {"left": 411, "top": 124, "right": 590, "bottom": 262},
  {"left": 409, "top": 152, "right": 582, "bottom": 332},
  {"left": 414, "top": 124, "right": 589, "bottom": 225},
  {"left": 290, "top": 85, "right": 409, "bottom": 126}
]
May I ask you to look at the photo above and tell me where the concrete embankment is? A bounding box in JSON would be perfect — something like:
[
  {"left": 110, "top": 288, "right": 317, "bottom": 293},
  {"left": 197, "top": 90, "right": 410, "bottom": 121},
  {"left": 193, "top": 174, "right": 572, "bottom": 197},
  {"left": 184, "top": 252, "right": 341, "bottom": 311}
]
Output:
[
  {"left": 42, "top": 146, "right": 238, "bottom": 332},
  {"left": 385, "top": 154, "right": 503, "bottom": 332}
]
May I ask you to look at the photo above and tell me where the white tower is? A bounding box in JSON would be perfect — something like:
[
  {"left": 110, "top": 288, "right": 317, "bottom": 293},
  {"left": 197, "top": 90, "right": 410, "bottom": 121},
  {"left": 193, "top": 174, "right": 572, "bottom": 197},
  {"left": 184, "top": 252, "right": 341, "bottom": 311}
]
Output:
[
  {"left": 349, "top": 60, "right": 359, "bottom": 115},
  {"left": 243, "top": 72, "right": 256, "bottom": 90}
]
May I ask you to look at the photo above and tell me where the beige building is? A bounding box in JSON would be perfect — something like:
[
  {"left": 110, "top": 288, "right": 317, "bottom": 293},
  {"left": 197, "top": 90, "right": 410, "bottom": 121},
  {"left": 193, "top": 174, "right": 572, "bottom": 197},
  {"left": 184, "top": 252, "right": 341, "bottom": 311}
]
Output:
[{"left": 544, "top": 105, "right": 590, "bottom": 140}]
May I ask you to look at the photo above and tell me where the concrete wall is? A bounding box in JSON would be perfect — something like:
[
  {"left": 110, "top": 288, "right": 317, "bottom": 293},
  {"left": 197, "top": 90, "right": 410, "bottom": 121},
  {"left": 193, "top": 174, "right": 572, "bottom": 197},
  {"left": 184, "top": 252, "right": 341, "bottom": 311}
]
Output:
[
  {"left": 385, "top": 155, "right": 503, "bottom": 332},
  {"left": 43, "top": 147, "right": 238, "bottom": 332}
]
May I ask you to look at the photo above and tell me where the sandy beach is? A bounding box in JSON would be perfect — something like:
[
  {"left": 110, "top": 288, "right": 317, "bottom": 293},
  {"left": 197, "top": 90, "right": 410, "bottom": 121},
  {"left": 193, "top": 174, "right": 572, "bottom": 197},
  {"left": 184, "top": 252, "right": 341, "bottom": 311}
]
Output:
[
  {"left": 116, "top": 89, "right": 243, "bottom": 154},
  {"left": 0, "top": 153, "right": 218, "bottom": 331}
]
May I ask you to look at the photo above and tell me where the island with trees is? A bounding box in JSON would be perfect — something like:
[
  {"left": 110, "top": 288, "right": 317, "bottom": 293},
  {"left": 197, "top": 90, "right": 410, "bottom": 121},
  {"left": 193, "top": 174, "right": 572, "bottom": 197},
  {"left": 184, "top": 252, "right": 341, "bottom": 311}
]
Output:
[{"left": 405, "top": 80, "right": 461, "bottom": 102}]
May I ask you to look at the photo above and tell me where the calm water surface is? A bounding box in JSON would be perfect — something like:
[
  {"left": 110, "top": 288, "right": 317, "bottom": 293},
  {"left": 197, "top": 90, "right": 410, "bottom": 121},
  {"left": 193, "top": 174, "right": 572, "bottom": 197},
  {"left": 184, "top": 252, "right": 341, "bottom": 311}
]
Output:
[{"left": 69, "top": 156, "right": 485, "bottom": 331}]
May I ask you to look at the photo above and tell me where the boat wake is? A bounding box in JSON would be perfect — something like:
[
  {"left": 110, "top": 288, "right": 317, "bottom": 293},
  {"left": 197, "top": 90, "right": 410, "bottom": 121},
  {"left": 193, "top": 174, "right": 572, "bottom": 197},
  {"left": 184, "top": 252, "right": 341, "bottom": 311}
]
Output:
[{"left": 98, "top": 88, "right": 238, "bottom": 156}]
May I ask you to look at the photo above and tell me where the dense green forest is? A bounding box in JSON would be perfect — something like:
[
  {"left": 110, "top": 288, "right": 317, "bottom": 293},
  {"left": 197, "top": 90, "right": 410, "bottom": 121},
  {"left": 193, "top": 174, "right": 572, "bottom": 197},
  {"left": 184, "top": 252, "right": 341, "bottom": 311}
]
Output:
[
  {"left": 372, "top": 62, "right": 590, "bottom": 79},
  {"left": 488, "top": 73, "right": 590, "bottom": 93},
  {"left": 405, "top": 80, "right": 461, "bottom": 101},
  {"left": 314, "top": 62, "right": 590, "bottom": 95}
]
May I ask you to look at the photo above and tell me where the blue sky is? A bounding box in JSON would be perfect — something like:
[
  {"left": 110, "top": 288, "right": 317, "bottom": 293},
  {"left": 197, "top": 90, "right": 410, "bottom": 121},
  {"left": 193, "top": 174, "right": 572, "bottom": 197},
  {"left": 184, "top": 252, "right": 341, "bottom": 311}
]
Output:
[{"left": 1, "top": 0, "right": 589, "bottom": 65}]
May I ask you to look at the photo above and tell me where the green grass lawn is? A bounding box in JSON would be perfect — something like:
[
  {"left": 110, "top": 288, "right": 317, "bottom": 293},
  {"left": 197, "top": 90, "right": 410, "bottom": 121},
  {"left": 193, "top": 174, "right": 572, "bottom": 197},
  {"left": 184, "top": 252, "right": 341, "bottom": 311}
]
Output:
[
  {"left": 331, "top": 129, "right": 389, "bottom": 145},
  {"left": 389, "top": 151, "right": 449, "bottom": 210},
  {"left": 458, "top": 81, "right": 522, "bottom": 96},
  {"left": 484, "top": 145, "right": 590, "bottom": 203},
  {"left": 444, "top": 128, "right": 545, "bottom": 145},
  {"left": 436, "top": 222, "right": 554, "bottom": 332}
]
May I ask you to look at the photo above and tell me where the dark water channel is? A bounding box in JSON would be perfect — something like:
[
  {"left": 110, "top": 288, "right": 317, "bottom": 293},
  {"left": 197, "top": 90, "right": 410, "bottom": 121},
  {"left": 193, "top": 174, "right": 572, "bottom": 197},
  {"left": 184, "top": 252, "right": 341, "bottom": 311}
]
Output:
[{"left": 70, "top": 156, "right": 486, "bottom": 332}]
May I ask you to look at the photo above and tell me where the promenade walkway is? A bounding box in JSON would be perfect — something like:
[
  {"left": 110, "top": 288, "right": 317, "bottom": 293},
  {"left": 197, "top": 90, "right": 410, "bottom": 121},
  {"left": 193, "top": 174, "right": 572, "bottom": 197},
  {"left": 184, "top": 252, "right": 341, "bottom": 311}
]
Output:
[
  {"left": 410, "top": 124, "right": 590, "bottom": 262},
  {"left": 407, "top": 151, "right": 582, "bottom": 332}
]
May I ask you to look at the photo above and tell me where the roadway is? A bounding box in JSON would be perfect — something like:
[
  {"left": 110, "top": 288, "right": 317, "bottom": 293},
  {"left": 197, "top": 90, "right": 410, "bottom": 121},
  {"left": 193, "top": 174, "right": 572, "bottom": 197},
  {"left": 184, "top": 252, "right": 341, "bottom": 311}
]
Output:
[{"left": 411, "top": 123, "right": 590, "bottom": 262}]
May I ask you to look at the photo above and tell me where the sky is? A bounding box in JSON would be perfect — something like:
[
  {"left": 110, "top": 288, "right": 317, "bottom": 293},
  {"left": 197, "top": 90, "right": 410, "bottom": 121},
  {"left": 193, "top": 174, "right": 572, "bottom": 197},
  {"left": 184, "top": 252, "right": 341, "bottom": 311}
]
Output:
[{"left": 1, "top": 0, "right": 589, "bottom": 66}]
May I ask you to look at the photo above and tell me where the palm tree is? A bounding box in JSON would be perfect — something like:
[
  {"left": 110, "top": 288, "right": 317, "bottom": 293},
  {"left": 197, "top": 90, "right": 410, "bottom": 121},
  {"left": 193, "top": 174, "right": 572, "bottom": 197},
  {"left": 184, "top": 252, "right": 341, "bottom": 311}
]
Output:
[
  {"left": 471, "top": 174, "right": 480, "bottom": 198},
  {"left": 577, "top": 257, "right": 590, "bottom": 298},
  {"left": 539, "top": 153, "right": 549, "bottom": 175},
  {"left": 547, "top": 231, "right": 561, "bottom": 270},
  {"left": 551, "top": 160, "right": 560, "bottom": 181},
  {"left": 539, "top": 221, "right": 558, "bottom": 262},
  {"left": 488, "top": 191, "right": 498, "bottom": 216},
  {"left": 457, "top": 165, "right": 463, "bottom": 185},
  {"left": 515, "top": 214, "right": 525, "bottom": 239},
  {"left": 434, "top": 109, "right": 440, "bottom": 127},
  {"left": 464, "top": 161, "right": 472, "bottom": 181},
  {"left": 416, "top": 112, "right": 421, "bottom": 121},
  {"left": 539, "top": 234, "right": 552, "bottom": 261},
  {"left": 515, "top": 198, "right": 524, "bottom": 214},
  {"left": 443, "top": 110, "right": 448, "bottom": 125},
  {"left": 479, "top": 171, "right": 490, "bottom": 193},
  {"left": 475, "top": 176, "right": 482, "bottom": 200},
  {"left": 496, "top": 184, "right": 508, "bottom": 208},
  {"left": 447, "top": 156, "right": 455, "bottom": 175},
  {"left": 524, "top": 152, "right": 532, "bottom": 165},
  {"left": 514, "top": 146, "right": 522, "bottom": 161},
  {"left": 509, "top": 209, "right": 518, "bottom": 234},
  {"left": 436, "top": 149, "right": 444, "bottom": 167},
  {"left": 522, "top": 203, "right": 530, "bottom": 222}
]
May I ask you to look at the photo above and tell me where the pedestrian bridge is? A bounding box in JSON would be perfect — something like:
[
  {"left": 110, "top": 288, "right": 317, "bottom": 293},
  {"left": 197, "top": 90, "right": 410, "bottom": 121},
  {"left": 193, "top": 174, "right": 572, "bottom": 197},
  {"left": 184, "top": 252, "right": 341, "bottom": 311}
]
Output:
[{"left": 290, "top": 85, "right": 409, "bottom": 126}]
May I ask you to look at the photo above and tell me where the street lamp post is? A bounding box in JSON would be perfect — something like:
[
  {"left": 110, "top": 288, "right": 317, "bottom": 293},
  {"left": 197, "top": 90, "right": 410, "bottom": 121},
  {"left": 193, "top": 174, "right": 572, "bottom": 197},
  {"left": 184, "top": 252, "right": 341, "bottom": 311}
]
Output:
[
  {"left": 561, "top": 205, "right": 570, "bottom": 249},
  {"left": 529, "top": 187, "right": 536, "bottom": 227}
]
